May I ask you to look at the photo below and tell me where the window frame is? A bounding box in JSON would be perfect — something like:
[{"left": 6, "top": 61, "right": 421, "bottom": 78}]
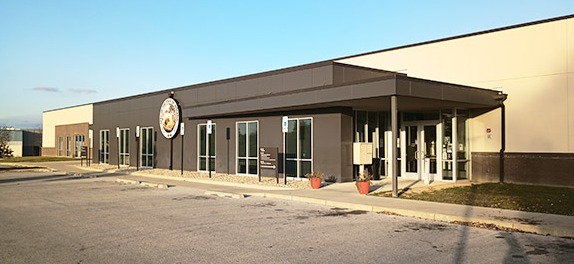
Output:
[
  {"left": 284, "top": 117, "right": 313, "bottom": 178},
  {"left": 140, "top": 127, "right": 154, "bottom": 168},
  {"left": 197, "top": 123, "right": 216, "bottom": 172},
  {"left": 58, "top": 136, "right": 63, "bottom": 156},
  {"left": 66, "top": 136, "right": 71, "bottom": 157},
  {"left": 119, "top": 128, "right": 130, "bottom": 166},
  {"left": 236, "top": 120, "right": 259, "bottom": 176},
  {"left": 74, "top": 134, "right": 85, "bottom": 158},
  {"left": 99, "top": 130, "right": 110, "bottom": 164}
]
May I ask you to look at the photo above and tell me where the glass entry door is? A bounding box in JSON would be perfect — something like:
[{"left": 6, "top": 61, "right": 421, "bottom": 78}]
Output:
[{"left": 401, "top": 123, "right": 439, "bottom": 183}]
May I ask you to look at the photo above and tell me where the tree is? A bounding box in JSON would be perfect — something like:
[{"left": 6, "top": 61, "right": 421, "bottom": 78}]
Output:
[{"left": 0, "top": 125, "right": 13, "bottom": 158}]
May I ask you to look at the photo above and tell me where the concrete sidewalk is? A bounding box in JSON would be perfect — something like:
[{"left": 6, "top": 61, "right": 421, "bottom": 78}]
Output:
[
  {"left": 18, "top": 161, "right": 574, "bottom": 238},
  {"left": 120, "top": 172, "right": 574, "bottom": 238}
]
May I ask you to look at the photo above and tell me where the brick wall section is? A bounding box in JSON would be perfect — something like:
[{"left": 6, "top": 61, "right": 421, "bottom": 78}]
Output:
[
  {"left": 472, "top": 152, "right": 574, "bottom": 188},
  {"left": 45, "top": 123, "right": 89, "bottom": 157}
]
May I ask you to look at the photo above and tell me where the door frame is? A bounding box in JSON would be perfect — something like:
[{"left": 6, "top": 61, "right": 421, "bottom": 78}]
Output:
[{"left": 400, "top": 121, "right": 442, "bottom": 182}]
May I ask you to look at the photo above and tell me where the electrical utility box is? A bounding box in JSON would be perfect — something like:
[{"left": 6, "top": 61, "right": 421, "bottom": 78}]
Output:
[{"left": 353, "top": 142, "right": 373, "bottom": 165}]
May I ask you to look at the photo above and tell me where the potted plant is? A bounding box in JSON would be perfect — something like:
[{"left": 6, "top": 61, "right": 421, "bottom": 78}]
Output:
[
  {"left": 356, "top": 170, "right": 372, "bottom": 194},
  {"left": 305, "top": 171, "right": 324, "bottom": 189}
]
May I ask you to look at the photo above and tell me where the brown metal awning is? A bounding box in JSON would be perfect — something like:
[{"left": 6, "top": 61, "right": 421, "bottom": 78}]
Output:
[{"left": 183, "top": 73, "right": 503, "bottom": 118}]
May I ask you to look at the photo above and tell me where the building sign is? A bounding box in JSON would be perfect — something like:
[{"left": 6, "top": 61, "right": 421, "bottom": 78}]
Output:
[
  {"left": 259, "top": 147, "right": 278, "bottom": 170},
  {"left": 80, "top": 146, "right": 88, "bottom": 158},
  {"left": 259, "top": 147, "right": 279, "bottom": 183},
  {"left": 159, "top": 98, "right": 180, "bottom": 139},
  {"left": 207, "top": 120, "right": 212, "bottom": 134},
  {"left": 282, "top": 116, "right": 289, "bottom": 133}
]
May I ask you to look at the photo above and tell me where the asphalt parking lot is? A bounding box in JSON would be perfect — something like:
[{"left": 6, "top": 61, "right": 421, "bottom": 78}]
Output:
[{"left": 1, "top": 171, "right": 573, "bottom": 264}]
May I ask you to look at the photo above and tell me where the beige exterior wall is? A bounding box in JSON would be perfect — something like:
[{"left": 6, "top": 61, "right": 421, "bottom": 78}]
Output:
[
  {"left": 7, "top": 141, "right": 22, "bottom": 157},
  {"left": 42, "top": 104, "right": 93, "bottom": 152},
  {"left": 336, "top": 17, "right": 574, "bottom": 153}
]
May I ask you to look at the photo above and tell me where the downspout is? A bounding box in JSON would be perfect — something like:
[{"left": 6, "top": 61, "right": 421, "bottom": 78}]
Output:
[{"left": 496, "top": 92, "right": 508, "bottom": 183}]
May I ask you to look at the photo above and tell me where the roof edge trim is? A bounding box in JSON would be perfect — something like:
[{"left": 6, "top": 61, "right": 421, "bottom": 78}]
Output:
[{"left": 335, "top": 14, "right": 574, "bottom": 61}]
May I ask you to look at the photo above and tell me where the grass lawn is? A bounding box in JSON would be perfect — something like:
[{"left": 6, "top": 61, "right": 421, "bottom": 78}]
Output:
[
  {"left": 0, "top": 156, "right": 77, "bottom": 163},
  {"left": 375, "top": 183, "right": 574, "bottom": 216}
]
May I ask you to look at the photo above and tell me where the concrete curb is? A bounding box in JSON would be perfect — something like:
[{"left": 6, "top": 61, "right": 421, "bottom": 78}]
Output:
[
  {"left": 129, "top": 172, "right": 296, "bottom": 191},
  {"left": 0, "top": 163, "right": 55, "bottom": 172},
  {"left": 251, "top": 192, "right": 573, "bottom": 238}
]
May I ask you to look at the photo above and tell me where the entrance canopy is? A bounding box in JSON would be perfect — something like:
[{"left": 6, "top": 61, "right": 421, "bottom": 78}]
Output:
[{"left": 183, "top": 63, "right": 503, "bottom": 118}]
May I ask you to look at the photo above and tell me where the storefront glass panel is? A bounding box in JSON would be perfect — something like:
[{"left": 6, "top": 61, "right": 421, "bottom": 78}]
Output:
[
  {"left": 285, "top": 118, "right": 312, "bottom": 178},
  {"left": 456, "top": 110, "right": 469, "bottom": 180},
  {"left": 237, "top": 121, "right": 258, "bottom": 175},
  {"left": 74, "top": 135, "right": 85, "bottom": 158},
  {"left": 119, "top": 128, "right": 130, "bottom": 166},
  {"left": 99, "top": 130, "right": 109, "bottom": 164},
  {"left": 140, "top": 127, "right": 153, "bottom": 168},
  {"left": 442, "top": 111, "right": 453, "bottom": 180},
  {"left": 198, "top": 124, "right": 216, "bottom": 172}
]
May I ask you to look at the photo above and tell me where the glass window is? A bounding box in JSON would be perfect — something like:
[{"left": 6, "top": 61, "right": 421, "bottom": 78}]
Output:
[
  {"left": 140, "top": 127, "right": 154, "bottom": 168},
  {"left": 74, "top": 134, "right": 85, "bottom": 158},
  {"left": 237, "top": 121, "right": 258, "bottom": 175},
  {"left": 248, "top": 122, "right": 257, "bottom": 158},
  {"left": 355, "top": 111, "right": 367, "bottom": 142},
  {"left": 66, "top": 136, "right": 71, "bottom": 157},
  {"left": 198, "top": 123, "right": 216, "bottom": 172},
  {"left": 378, "top": 112, "right": 388, "bottom": 158},
  {"left": 368, "top": 112, "right": 377, "bottom": 143},
  {"left": 285, "top": 118, "right": 312, "bottom": 178},
  {"left": 442, "top": 110, "right": 453, "bottom": 180},
  {"left": 354, "top": 111, "right": 390, "bottom": 178},
  {"left": 119, "top": 128, "right": 130, "bottom": 166},
  {"left": 99, "top": 130, "right": 109, "bottom": 164},
  {"left": 456, "top": 110, "right": 469, "bottom": 179},
  {"left": 58, "top": 137, "right": 63, "bottom": 156},
  {"left": 299, "top": 119, "right": 311, "bottom": 160},
  {"left": 285, "top": 120, "right": 297, "bottom": 177}
]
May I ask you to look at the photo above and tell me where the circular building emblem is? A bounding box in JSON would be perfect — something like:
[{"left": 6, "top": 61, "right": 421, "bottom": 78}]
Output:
[{"left": 159, "top": 98, "right": 180, "bottom": 139}]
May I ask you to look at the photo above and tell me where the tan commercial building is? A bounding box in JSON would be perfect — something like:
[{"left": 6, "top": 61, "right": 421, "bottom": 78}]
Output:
[
  {"left": 42, "top": 104, "right": 93, "bottom": 158},
  {"left": 336, "top": 15, "right": 574, "bottom": 186},
  {"left": 43, "top": 15, "right": 574, "bottom": 187}
]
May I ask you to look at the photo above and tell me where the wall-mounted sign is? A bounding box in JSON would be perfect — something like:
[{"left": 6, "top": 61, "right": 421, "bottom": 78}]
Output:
[
  {"left": 282, "top": 116, "right": 289, "bottom": 133},
  {"left": 180, "top": 123, "right": 185, "bottom": 136},
  {"left": 159, "top": 98, "right": 180, "bottom": 139},
  {"left": 207, "top": 120, "right": 212, "bottom": 134}
]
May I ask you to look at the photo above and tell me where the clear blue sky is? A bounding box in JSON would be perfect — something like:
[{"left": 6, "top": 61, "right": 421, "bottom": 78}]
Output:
[{"left": 1, "top": 0, "right": 573, "bottom": 128}]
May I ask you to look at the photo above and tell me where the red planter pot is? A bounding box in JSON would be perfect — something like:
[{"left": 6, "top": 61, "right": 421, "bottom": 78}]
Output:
[
  {"left": 357, "top": 181, "right": 370, "bottom": 194},
  {"left": 310, "top": 177, "right": 322, "bottom": 189}
]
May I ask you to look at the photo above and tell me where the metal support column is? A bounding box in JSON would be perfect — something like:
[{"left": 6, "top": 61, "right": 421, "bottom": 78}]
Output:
[{"left": 391, "top": 95, "right": 399, "bottom": 197}]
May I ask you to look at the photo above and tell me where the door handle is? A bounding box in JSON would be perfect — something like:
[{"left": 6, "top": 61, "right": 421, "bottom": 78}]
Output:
[{"left": 415, "top": 150, "right": 425, "bottom": 159}]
